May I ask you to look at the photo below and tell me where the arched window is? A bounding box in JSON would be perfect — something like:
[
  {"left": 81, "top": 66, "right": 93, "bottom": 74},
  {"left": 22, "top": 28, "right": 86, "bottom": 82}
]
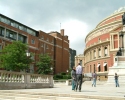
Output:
[
  {"left": 104, "top": 47, "right": 107, "bottom": 56},
  {"left": 97, "top": 63, "right": 101, "bottom": 72},
  {"left": 98, "top": 38, "right": 101, "bottom": 43},
  {"left": 90, "top": 65, "right": 92, "bottom": 72},
  {"left": 98, "top": 48, "right": 101, "bottom": 57},
  {"left": 80, "top": 60, "right": 82, "bottom": 66},
  {"left": 103, "top": 62, "right": 107, "bottom": 71}
]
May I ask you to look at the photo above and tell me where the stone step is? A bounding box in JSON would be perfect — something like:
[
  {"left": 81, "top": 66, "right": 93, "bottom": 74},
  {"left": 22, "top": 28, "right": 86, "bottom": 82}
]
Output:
[
  {"left": 0, "top": 90, "right": 124, "bottom": 100},
  {"left": 0, "top": 92, "right": 101, "bottom": 100}
]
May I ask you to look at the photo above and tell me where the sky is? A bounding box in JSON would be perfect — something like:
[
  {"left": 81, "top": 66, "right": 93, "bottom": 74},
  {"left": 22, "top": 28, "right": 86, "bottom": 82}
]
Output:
[{"left": 0, "top": 0, "right": 125, "bottom": 55}]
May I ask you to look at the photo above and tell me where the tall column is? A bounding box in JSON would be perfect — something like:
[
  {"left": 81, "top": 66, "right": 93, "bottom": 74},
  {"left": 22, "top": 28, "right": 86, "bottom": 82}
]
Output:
[
  {"left": 112, "top": 35, "right": 114, "bottom": 49},
  {"left": 108, "top": 44, "right": 110, "bottom": 56},
  {"left": 122, "top": 32, "right": 125, "bottom": 56},
  {"left": 101, "top": 46, "right": 104, "bottom": 57},
  {"left": 118, "top": 33, "right": 119, "bottom": 48}
]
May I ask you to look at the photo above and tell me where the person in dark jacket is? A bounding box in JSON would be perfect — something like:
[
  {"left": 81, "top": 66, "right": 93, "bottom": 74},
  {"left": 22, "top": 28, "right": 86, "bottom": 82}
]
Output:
[
  {"left": 114, "top": 73, "right": 119, "bottom": 87},
  {"left": 71, "top": 66, "right": 76, "bottom": 91}
]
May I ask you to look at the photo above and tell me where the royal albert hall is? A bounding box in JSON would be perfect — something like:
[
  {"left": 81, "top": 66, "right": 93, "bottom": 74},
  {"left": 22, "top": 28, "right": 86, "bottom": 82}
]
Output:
[{"left": 75, "top": 7, "right": 125, "bottom": 80}]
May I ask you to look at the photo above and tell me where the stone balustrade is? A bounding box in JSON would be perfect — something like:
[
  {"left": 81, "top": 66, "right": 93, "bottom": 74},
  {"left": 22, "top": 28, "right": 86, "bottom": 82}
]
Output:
[{"left": 0, "top": 70, "right": 54, "bottom": 89}]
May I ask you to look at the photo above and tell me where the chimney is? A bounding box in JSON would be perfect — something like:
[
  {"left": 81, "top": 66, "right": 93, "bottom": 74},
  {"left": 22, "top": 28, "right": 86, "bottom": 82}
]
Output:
[{"left": 60, "top": 29, "right": 64, "bottom": 36}]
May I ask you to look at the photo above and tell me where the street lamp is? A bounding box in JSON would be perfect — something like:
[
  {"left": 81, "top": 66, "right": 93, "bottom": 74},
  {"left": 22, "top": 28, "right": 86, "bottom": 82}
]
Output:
[
  {"left": 66, "top": 70, "right": 69, "bottom": 80},
  {"left": 50, "top": 67, "right": 53, "bottom": 75},
  {"left": 25, "top": 51, "right": 30, "bottom": 89}
]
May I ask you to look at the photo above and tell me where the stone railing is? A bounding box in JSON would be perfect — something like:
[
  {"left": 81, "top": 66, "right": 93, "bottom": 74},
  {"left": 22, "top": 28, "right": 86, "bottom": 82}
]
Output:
[{"left": 0, "top": 70, "right": 53, "bottom": 89}]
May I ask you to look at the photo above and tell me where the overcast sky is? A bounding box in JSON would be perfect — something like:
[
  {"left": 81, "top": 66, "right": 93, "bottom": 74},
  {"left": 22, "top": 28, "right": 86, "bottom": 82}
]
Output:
[{"left": 0, "top": 0, "right": 125, "bottom": 55}]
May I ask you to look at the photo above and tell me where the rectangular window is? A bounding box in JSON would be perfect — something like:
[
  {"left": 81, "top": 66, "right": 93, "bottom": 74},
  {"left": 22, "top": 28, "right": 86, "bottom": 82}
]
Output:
[
  {"left": 6, "top": 30, "right": 17, "bottom": 40},
  {"left": 18, "top": 34, "right": 27, "bottom": 43},
  {"left": 47, "top": 38, "right": 49, "bottom": 42},
  {"left": 0, "top": 27, "right": 5, "bottom": 37},
  {"left": 31, "top": 39, "right": 35, "bottom": 44},
  {"left": 41, "top": 36, "right": 44, "bottom": 40},
  {"left": 0, "top": 45, "right": 2, "bottom": 50}
]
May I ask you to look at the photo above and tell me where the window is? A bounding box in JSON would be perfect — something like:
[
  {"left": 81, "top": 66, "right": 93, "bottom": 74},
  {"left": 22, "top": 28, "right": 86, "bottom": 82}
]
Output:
[
  {"left": 18, "top": 34, "right": 27, "bottom": 43},
  {"left": 97, "top": 63, "right": 101, "bottom": 72},
  {"left": 94, "top": 50, "right": 96, "bottom": 58},
  {"left": 46, "top": 45, "right": 49, "bottom": 49},
  {"left": 52, "top": 40, "right": 54, "bottom": 43},
  {"left": 51, "top": 47, "right": 54, "bottom": 51},
  {"left": 27, "top": 28, "right": 36, "bottom": 36},
  {"left": 47, "top": 38, "right": 49, "bottom": 42},
  {"left": 41, "top": 36, "right": 44, "bottom": 40},
  {"left": 6, "top": 30, "right": 17, "bottom": 40},
  {"left": 41, "top": 43, "right": 43, "bottom": 47},
  {"left": 90, "top": 65, "right": 92, "bottom": 73},
  {"left": 98, "top": 38, "right": 101, "bottom": 43},
  {"left": 104, "top": 47, "right": 107, "bottom": 56},
  {"left": 31, "top": 39, "right": 35, "bottom": 44},
  {"left": 80, "top": 60, "right": 82, "bottom": 66},
  {"left": 98, "top": 48, "right": 101, "bottom": 57},
  {"left": 19, "top": 25, "right": 23, "bottom": 30},
  {"left": 103, "top": 62, "right": 107, "bottom": 71},
  {"left": 0, "top": 45, "right": 2, "bottom": 50},
  {"left": 11, "top": 22, "right": 15, "bottom": 27},
  {"left": 0, "top": 27, "right": 5, "bottom": 36}
]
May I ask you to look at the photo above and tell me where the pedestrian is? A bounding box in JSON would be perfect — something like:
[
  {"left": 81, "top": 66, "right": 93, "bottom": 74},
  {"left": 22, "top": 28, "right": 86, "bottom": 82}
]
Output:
[
  {"left": 92, "top": 71, "right": 97, "bottom": 87},
  {"left": 71, "top": 66, "right": 76, "bottom": 91},
  {"left": 114, "top": 73, "right": 119, "bottom": 87},
  {"left": 75, "top": 63, "right": 83, "bottom": 92}
]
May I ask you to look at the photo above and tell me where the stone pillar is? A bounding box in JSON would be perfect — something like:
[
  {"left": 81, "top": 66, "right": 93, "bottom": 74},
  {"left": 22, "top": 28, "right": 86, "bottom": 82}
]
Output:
[
  {"left": 112, "top": 35, "right": 114, "bottom": 49},
  {"left": 92, "top": 50, "right": 93, "bottom": 60},
  {"left": 108, "top": 44, "right": 110, "bottom": 56},
  {"left": 123, "top": 32, "right": 125, "bottom": 56},
  {"left": 101, "top": 46, "right": 104, "bottom": 57}
]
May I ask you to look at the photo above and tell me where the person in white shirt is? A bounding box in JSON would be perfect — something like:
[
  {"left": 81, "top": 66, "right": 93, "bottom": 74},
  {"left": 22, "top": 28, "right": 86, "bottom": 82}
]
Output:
[{"left": 75, "top": 63, "right": 83, "bottom": 92}]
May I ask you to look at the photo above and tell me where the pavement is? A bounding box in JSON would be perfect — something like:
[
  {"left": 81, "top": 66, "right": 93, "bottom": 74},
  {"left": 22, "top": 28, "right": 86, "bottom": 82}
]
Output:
[{"left": 0, "top": 81, "right": 125, "bottom": 100}]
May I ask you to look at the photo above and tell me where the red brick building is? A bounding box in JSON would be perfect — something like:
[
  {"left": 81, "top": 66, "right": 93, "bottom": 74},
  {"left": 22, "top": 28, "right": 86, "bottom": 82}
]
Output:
[
  {"left": 0, "top": 14, "right": 69, "bottom": 74},
  {"left": 75, "top": 7, "right": 125, "bottom": 80}
]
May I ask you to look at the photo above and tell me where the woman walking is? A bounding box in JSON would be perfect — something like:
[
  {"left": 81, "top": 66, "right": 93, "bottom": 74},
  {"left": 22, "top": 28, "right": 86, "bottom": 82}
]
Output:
[{"left": 71, "top": 66, "right": 76, "bottom": 91}]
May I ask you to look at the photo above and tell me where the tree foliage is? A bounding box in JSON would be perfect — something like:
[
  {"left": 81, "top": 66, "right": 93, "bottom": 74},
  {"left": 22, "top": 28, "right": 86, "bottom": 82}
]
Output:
[
  {"left": 36, "top": 54, "right": 54, "bottom": 74},
  {"left": 0, "top": 41, "right": 32, "bottom": 71}
]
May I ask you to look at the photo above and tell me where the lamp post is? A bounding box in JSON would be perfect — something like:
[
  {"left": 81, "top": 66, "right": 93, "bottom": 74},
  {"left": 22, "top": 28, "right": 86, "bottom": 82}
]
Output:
[
  {"left": 50, "top": 67, "right": 53, "bottom": 75},
  {"left": 119, "top": 31, "right": 124, "bottom": 56},
  {"left": 25, "top": 51, "right": 30, "bottom": 89},
  {"left": 66, "top": 70, "right": 69, "bottom": 80}
]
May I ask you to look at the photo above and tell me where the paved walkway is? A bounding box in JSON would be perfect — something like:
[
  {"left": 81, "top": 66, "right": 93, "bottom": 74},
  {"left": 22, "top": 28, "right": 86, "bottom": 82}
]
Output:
[{"left": 0, "top": 82, "right": 125, "bottom": 100}]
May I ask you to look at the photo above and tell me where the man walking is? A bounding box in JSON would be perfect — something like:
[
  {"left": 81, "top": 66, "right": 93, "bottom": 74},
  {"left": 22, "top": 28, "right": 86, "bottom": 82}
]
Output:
[{"left": 75, "top": 63, "right": 83, "bottom": 92}]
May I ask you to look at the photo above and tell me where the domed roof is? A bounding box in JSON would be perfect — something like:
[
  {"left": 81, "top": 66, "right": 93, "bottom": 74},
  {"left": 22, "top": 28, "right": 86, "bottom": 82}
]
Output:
[{"left": 112, "top": 7, "right": 125, "bottom": 15}]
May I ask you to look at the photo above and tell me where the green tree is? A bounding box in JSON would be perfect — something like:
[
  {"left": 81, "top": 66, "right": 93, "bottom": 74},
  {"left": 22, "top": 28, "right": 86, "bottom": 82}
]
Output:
[
  {"left": 36, "top": 54, "right": 54, "bottom": 74},
  {"left": 0, "top": 41, "right": 32, "bottom": 71}
]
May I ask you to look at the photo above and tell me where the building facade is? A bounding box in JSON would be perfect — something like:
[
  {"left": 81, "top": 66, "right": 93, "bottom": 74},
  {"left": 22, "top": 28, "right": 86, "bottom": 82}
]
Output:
[
  {"left": 0, "top": 14, "right": 69, "bottom": 74},
  {"left": 75, "top": 7, "right": 125, "bottom": 80},
  {"left": 69, "top": 48, "right": 76, "bottom": 69}
]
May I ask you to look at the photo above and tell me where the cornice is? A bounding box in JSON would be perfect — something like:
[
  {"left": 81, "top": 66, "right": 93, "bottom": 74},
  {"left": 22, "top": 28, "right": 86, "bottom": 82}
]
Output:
[
  {"left": 84, "top": 56, "right": 110, "bottom": 65},
  {"left": 84, "top": 40, "right": 110, "bottom": 55},
  {"left": 85, "top": 20, "right": 121, "bottom": 43}
]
